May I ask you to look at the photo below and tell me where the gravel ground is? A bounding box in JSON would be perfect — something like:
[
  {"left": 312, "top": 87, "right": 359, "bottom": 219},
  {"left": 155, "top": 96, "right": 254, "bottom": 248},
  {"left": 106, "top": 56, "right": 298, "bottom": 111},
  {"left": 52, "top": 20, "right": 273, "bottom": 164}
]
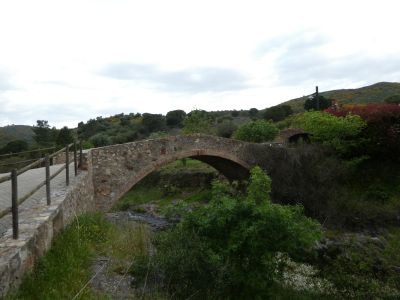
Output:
[{"left": 89, "top": 211, "right": 172, "bottom": 299}]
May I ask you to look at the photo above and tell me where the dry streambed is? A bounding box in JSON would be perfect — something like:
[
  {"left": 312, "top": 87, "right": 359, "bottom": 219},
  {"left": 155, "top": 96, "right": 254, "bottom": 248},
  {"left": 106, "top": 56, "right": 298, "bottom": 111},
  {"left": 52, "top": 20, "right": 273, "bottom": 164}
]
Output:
[{"left": 89, "top": 210, "right": 172, "bottom": 298}]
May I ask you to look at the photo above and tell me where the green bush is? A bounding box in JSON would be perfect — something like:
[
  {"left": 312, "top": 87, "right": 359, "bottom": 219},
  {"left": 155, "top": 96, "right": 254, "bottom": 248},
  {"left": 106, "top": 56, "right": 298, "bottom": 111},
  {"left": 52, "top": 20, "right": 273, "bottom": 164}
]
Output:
[
  {"left": 293, "top": 111, "right": 366, "bottom": 157},
  {"left": 314, "top": 230, "right": 400, "bottom": 298},
  {"left": 263, "top": 105, "right": 293, "bottom": 122},
  {"left": 89, "top": 133, "right": 112, "bottom": 147},
  {"left": 132, "top": 167, "right": 322, "bottom": 299},
  {"left": 183, "top": 109, "right": 215, "bottom": 134},
  {"left": 216, "top": 120, "right": 237, "bottom": 138},
  {"left": 233, "top": 120, "right": 279, "bottom": 143},
  {"left": 166, "top": 109, "right": 186, "bottom": 127}
]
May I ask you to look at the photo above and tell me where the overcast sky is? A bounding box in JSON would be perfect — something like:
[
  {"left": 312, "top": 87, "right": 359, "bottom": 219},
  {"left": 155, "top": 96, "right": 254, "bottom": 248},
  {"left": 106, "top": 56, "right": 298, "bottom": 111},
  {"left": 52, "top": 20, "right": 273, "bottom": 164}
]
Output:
[{"left": 1, "top": 0, "right": 399, "bottom": 128}]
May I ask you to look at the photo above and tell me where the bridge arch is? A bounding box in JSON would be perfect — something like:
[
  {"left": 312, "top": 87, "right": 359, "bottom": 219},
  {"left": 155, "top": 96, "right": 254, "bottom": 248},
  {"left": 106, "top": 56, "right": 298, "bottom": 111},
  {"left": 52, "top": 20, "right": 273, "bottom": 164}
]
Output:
[
  {"left": 126, "top": 148, "right": 251, "bottom": 190},
  {"left": 90, "top": 135, "right": 257, "bottom": 211}
]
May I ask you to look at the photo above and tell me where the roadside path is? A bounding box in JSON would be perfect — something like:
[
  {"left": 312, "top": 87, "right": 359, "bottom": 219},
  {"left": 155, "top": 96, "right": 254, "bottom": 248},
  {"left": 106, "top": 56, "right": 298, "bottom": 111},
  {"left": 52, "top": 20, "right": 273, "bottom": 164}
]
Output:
[{"left": 0, "top": 163, "right": 76, "bottom": 237}]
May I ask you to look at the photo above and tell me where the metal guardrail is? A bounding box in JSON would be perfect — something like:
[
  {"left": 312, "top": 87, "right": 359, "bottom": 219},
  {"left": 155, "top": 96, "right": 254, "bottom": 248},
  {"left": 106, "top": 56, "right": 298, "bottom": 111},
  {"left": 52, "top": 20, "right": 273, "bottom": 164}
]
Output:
[{"left": 0, "top": 141, "right": 83, "bottom": 239}]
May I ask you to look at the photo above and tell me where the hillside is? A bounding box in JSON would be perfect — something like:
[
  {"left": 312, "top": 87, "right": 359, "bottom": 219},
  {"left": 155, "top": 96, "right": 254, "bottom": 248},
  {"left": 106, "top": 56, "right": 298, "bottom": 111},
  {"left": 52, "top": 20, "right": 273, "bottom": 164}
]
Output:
[
  {"left": 281, "top": 82, "right": 400, "bottom": 112},
  {"left": 0, "top": 125, "right": 34, "bottom": 148}
]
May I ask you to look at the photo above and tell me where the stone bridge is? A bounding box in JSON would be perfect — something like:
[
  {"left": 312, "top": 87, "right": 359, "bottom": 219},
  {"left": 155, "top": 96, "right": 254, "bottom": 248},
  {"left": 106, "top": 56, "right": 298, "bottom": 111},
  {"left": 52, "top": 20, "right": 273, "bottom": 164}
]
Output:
[
  {"left": 90, "top": 134, "right": 285, "bottom": 211},
  {"left": 0, "top": 134, "right": 287, "bottom": 296}
]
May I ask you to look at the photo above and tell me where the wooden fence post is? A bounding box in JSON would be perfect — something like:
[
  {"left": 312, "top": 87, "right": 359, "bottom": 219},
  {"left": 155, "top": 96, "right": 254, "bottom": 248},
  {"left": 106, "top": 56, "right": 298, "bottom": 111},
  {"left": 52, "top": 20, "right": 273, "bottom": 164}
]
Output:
[
  {"left": 74, "top": 142, "right": 78, "bottom": 176},
  {"left": 11, "top": 169, "right": 18, "bottom": 239},
  {"left": 65, "top": 145, "right": 69, "bottom": 186},
  {"left": 45, "top": 155, "right": 51, "bottom": 205},
  {"left": 79, "top": 141, "right": 83, "bottom": 169}
]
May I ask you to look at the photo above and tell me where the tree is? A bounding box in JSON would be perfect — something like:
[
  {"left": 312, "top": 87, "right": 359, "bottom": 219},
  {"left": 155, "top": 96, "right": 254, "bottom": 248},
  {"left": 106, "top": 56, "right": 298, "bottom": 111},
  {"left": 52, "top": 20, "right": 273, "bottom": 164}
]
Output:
[
  {"left": 233, "top": 120, "right": 279, "bottom": 143},
  {"left": 0, "top": 140, "right": 28, "bottom": 154},
  {"left": 216, "top": 120, "right": 237, "bottom": 138},
  {"left": 183, "top": 109, "right": 214, "bottom": 134},
  {"left": 231, "top": 110, "right": 240, "bottom": 117},
  {"left": 141, "top": 113, "right": 166, "bottom": 133},
  {"left": 249, "top": 108, "right": 259, "bottom": 118},
  {"left": 263, "top": 105, "right": 293, "bottom": 122},
  {"left": 166, "top": 110, "right": 186, "bottom": 127},
  {"left": 304, "top": 95, "right": 332, "bottom": 111},
  {"left": 33, "top": 120, "right": 56, "bottom": 146},
  {"left": 56, "top": 126, "right": 74, "bottom": 146}
]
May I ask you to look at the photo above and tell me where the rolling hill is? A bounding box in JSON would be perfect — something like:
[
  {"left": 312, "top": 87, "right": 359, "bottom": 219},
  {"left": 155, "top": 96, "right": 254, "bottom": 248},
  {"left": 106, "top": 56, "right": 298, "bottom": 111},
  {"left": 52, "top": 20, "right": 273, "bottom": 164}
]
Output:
[
  {"left": 1, "top": 82, "right": 399, "bottom": 147},
  {"left": 0, "top": 125, "right": 34, "bottom": 148},
  {"left": 281, "top": 82, "right": 400, "bottom": 112}
]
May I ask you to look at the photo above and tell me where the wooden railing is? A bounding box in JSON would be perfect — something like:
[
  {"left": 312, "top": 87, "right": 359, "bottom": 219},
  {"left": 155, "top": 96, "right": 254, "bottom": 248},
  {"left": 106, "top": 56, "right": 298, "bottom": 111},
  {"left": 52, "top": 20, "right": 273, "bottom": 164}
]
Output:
[
  {"left": 0, "top": 141, "right": 83, "bottom": 239},
  {"left": 0, "top": 147, "right": 56, "bottom": 173}
]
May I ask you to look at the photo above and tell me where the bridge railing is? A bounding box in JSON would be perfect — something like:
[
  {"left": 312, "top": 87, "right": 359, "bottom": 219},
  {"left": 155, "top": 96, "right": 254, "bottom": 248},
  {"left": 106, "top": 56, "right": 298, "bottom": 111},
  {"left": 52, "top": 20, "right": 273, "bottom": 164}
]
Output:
[
  {"left": 0, "top": 141, "right": 83, "bottom": 239},
  {"left": 0, "top": 146, "right": 57, "bottom": 174}
]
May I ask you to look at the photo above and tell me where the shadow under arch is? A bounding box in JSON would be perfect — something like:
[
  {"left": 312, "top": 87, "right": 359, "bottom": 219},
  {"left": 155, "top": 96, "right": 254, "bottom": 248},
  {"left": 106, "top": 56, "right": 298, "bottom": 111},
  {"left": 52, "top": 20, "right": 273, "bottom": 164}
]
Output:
[{"left": 117, "top": 149, "right": 251, "bottom": 203}]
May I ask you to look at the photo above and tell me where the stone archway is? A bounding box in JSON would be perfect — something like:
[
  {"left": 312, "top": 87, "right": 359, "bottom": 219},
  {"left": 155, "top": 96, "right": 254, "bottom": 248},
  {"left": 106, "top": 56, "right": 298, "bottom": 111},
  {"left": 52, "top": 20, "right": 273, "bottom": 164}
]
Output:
[{"left": 89, "top": 135, "right": 256, "bottom": 211}]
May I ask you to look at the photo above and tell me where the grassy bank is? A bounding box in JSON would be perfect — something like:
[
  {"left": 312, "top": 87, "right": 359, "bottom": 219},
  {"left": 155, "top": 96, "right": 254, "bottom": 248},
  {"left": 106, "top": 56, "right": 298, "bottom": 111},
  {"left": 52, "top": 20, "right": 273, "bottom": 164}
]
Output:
[{"left": 6, "top": 213, "right": 151, "bottom": 299}]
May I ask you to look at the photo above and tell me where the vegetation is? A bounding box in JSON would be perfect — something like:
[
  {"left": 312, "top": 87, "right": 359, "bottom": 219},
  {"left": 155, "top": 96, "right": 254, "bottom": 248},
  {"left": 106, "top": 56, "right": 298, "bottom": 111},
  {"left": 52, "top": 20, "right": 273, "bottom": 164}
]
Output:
[
  {"left": 263, "top": 104, "right": 293, "bottom": 121},
  {"left": 282, "top": 82, "right": 400, "bottom": 112},
  {"left": 166, "top": 109, "right": 186, "bottom": 127},
  {"left": 114, "top": 159, "right": 216, "bottom": 212},
  {"left": 56, "top": 126, "right": 74, "bottom": 146},
  {"left": 325, "top": 103, "right": 400, "bottom": 161},
  {"left": 385, "top": 94, "right": 400, "bottom": 104},
  {"left": 132, "top": 167, "right": 322, "bottom": 299},
  {"left": 249, "top": 107, "right": 259, "bottom": 118},
  {"left": 293, "top": 111, "right": 366, "bottom": 156},
  {"left": 216, "top": 119, "right": 237, "bottom": 138},
  {"left": 183, "top": 109, "right": 215, "bottom": 134},
  {"left": 3, "top": 81, "right": 400, "bottom": 298},
  {"left": 304, "top": 95, "right": 332, "bottom": 111},
  {"left": 0, "top": 125, "right": 34, "bottom": 148},
  {"left": 233, "top": 120, "right": 279, "bottom": 142},
  {"left": 312, "top": 229, "right": 400, "bottom": 298},
  {"left": 7, "top": 213, "right": 150, "bottom": 299},
  {"left": 0, "top": 140, "right": 28, "bottom": 154},
  {"left": 32, "top": 120, "right": 57, "bottom": 147}
]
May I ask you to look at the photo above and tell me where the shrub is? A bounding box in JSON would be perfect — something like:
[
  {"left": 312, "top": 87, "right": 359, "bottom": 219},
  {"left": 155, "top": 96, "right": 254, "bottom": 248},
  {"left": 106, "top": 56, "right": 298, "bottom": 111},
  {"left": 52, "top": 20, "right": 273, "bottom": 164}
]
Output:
[
  {"left": 293, "top": 111, "right": 366, "bottom": 157},
  {"left": 0, "top": 140, "right": 28, "bottom": 154},
  {"left": 326, "top": 104, "right": 400, "bottom": 161},
  {"left": 314, "top": 230, "right": 400, "bottom": 298},
  {"left": 141, "top": 113, "right": 166, "bottom": 133},
  {"left": 249, "top": 107, "right": 259, "bottom": 118},
  {"left": 89, "top": 133, "right": 112, "bottom": 147},
  {"left": 166, "top": 109, "right": 186, "bottom": 127},
  {"left": 183, "top": 109, "right": 214, "bottom": 134},
  {"left": 233, "top": 120, "right": 279, "bottom": 143},
  {"left": 263, "top": 105, "right": 293, "bottom": 122},
  {"left": 132, "top": 167, "right": 322, "bottom": 299},
  {"left": 216, "top": 120, "right": 237, "bottom": 138}
]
